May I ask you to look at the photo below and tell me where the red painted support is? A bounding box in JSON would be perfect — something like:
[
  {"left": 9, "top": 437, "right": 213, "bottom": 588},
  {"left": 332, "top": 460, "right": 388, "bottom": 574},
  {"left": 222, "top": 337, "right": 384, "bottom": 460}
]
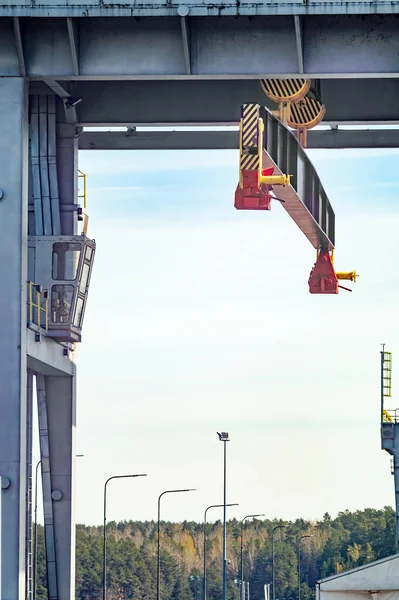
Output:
[
  {"left": 234, "top": 168, "right": 275, "bottom": 210},
  {"left": 308, "top": 250, "right": 338, "bottom": 294}
]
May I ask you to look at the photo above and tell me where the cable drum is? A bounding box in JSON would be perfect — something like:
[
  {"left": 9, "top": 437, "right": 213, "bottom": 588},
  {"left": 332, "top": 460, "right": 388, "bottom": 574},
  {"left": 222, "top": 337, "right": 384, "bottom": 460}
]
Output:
[
  {"left": 260, "top": 78, "right": 310, "bottom": 104},
  {"left": 287, "top": 95, "right": 325, "bottom": 129}
]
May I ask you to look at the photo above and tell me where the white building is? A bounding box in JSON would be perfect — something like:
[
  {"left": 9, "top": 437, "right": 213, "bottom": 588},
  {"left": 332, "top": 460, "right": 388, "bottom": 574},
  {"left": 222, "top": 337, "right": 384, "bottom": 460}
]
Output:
[{"left": 317, "top": 555, "right": 399, "bottom": 600}]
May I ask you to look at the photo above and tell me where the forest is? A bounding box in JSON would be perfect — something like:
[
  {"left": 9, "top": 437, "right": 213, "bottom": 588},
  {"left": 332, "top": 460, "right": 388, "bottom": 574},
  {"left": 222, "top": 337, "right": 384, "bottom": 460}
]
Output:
[{"left": 35, "top": 506, "right": 396, "bottom": 600}]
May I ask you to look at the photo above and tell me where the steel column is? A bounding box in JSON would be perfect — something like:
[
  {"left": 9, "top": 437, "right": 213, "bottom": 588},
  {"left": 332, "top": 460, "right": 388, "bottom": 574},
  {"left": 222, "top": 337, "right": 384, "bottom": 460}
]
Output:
[
  {"left": 45, "top": 375, "right": 77, "bottom": 600},
  {"left": 26, "top": 371, "right": 34, "bottom": 600},
  {"left": 0, "top": 476, "right": 2, "bottom": 599},
  {"left": 36, "top": 374, "right": 59, "bottom": 600},
  {"left": 0, "top": 76, "right": 29, "bottom": 600}
]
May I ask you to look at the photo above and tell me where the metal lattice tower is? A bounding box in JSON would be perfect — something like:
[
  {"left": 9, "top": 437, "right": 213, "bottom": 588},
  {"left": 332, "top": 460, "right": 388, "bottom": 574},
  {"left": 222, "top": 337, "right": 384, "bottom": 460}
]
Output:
[{"left": 380, "top": 348, "right": 399, "bottom": 550}]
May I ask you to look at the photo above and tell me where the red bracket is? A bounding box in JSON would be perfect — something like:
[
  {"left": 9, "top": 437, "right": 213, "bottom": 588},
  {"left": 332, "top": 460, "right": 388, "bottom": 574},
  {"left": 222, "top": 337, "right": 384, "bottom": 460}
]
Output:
[
  {"left": 234, "top": 167, "right": 275, "bottom": 210},
  {"left": 308, "top": 250, "right": 338, "bottom": 294}
]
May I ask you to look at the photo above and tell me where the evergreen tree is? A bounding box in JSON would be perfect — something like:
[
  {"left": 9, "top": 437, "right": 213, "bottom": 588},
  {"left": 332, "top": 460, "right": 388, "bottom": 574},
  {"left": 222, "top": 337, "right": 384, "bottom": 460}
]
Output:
[{"left": 33, "top": 508, "right": 398, "bottom": 600}]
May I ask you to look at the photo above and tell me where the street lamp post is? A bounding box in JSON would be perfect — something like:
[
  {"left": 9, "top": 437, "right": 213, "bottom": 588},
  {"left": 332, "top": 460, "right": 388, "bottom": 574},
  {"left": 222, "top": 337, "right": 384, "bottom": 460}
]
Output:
[
  {"left": 272, "top": 525, "right": 286, "bottom": 600},
  {"left": 203, "top": 503, "right": 239, "bottom": 600},
  {"left": 240, "top": 514, "right": 265, "bottom": 600},
  {"left": 157, "top": 489, "right": 196, "bottom": 600},
  {"left": 33, "top": 454, "right": 84, "bottom": 600},
  {"left": 297, "top": 535, "right": 313, "bottom": 600},
  {"left": 103, "top": 474, "right": 147, "bottom": 600},
  {"left": 217, "top": 432, "right": 230, "bottom": 600}
]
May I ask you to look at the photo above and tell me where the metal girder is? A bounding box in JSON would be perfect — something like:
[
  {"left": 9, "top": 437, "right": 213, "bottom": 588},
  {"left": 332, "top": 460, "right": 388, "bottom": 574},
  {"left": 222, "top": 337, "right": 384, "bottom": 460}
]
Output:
[
  {"left": 259, "top": 106, "right": 334, "bottom": 249},
  {"left": 12, "top": 17, "right": 26, "bottom": 76},
  {"left": 180, "top": 16, "right": 191, "bottom": 75},
  {"left": 293, "top": 16, "right": 303, "bottom": 75},
  {"left": 3, "top": 15, "right": 399, "bottom": 77},
  {"left": 2, "top": 2, "right": 399, "bottom": 17},
  {"left": 79, "top": 130, "right": 237, "bottom": 150},
  {"left": 41, "top": 80, "right": 80, "bottom": 123},
  {"left": 42, "top": 80, "right": 70, "bottom": 100},
  {"left": 69, "top": 79, "right": 399, "bottom": 126},
  {"left": 66, "top": 18, "right": 79, "bottom": 77},
  {"left": 36, "top": 374, "right": 59, "bottom": 600},
  {"left": 78, "top": 128, "right": 399, "bottom": 150}
]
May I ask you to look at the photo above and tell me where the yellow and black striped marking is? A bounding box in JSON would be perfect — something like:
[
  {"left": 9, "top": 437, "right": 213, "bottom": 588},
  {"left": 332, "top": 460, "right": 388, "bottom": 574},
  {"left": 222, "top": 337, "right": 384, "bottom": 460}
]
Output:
[
  {"left": 240, "top": 103, "right": 260, "bottom": 172},
  {"left": 288, "top": 96, "right": 325, "bottom": 129},
  {"left": 261, "top": 79, "right": 310, "bottom": 104}
]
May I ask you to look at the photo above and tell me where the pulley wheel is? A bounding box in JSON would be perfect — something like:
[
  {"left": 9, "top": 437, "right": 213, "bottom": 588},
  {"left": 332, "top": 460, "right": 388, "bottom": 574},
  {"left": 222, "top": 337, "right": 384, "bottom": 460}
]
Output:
[{"left": 260, "top": 78, "right": 311, "bottom": 104}]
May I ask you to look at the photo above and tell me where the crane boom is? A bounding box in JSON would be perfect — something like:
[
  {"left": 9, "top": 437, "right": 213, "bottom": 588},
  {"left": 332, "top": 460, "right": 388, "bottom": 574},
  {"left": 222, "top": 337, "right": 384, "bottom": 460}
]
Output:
[{"left": 234, "top": 103, "right": 357, "bottom": 294}]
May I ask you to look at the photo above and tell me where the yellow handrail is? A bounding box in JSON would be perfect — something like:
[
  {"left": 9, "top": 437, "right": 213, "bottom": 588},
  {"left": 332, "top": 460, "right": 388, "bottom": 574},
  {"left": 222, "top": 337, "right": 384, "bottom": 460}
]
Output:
[
  {"left": 383, "top": 409, "right": 393, "bottom": 423},
  {"left": 78, "top": 170, "right": 87, "bottom": 209},
  {"left": 27, "top": 282, "right": 49, "bottom": 331}
]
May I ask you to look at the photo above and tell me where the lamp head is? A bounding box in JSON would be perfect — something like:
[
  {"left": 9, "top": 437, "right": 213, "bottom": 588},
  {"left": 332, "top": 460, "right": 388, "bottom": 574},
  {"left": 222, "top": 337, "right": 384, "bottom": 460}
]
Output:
[{"left": 217, "top": 432, "right": 230, "bottom": 442}]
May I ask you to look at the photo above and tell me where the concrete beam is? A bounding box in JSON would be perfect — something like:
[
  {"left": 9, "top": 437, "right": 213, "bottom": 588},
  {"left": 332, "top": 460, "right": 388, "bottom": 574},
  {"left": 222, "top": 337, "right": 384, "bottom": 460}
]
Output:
[
  {"left": 71, "top": 79, "right": 399, "bottom": 126},
  {"left": 79, "top": 130, "right": 239, "bottom": 150},
  {"left": 2, "top": 3, "right": 399, "bottom": 17},
  {"left": 78, "top": 128, "right": 399, "bottom": 150},
  {"left": 3, "top": 16, "right": 399, "bottom": 77}
]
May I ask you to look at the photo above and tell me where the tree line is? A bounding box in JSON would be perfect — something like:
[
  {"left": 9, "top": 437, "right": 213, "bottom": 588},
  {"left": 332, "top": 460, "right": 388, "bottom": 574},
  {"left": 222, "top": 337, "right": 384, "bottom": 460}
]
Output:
[{"left": 35, "top": 506, "right": 396, "bottom": 600}]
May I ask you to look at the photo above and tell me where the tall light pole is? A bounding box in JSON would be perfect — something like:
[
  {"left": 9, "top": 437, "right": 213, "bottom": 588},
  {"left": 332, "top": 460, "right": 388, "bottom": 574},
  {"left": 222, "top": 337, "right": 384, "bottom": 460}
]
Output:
[
  {"left": 103, "top": 473, "right": 147, "bottom": 600},
  {"left": 203, "top": 503, "right": 239, "bottom": 600},
  {"left": 157, "top": 488, "right": 196, "bottom": 600},
  {"left": 33, "top": 454, "right": 84, "bottom": 600},
  {"left": 240, "top": 514, "right": 265, "bottom": 600},
  {"left": 217, "top": 431, "right": 230, "bottom": 600},
  {"left": 298, "top": 535, "right": 313, "bottom": 600},
  {"left": 272, "top": 525, "right": 285, "bottom": 600}
]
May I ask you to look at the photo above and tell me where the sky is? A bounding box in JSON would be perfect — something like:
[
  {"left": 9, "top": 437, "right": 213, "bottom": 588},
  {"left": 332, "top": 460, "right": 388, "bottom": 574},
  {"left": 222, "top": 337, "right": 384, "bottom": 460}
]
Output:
[{"left": 33, "top": 143, "right": 399, "bottom": 527}]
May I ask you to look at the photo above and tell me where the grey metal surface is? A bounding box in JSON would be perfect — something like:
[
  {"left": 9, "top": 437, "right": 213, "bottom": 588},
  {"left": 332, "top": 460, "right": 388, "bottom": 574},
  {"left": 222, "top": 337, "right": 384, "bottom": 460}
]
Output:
[
  {"left": 0, "top": 76, "right": 29, "bottom": 600},
  {"left": 381, "top": 424, "right": 399, "bottom": 549},
  {"left": 56, "top": 123, "right": 79, "bottom": 236},
  {"left": 31, "top": 95, "right": 63, "bottom": 235},
  {"left": 30, "top": 96, "right": 44, "bottom": 235},
  {"left": 78, "top": 128, "right": 399, "bottom": 150},
  {"left": 26, "top": 330, "right": 75, "bottom": 377},
  {"left": 0, "top": 478, "right": 1, "bottom": 599},
  {"left": 36, "top": 374, "right": 59, "bottom": 600},
  {"left": 0, "top": 86, "right": 77, "bottom": 600},
  {"left": 30, "top": 98, "right": 78, "bottom": 236},
  {"left": 2, "top": 2, "right": 399, "bottom": 16},
  {"left": 39, "top": 96, "right": 52, "bottom": 235},
  {"left": 66, "top": 79, "right": 399, "bottom": 127},
  {"left": 261, "top": 107, "right": 334, "bottom": 250},
  {"left": 26, "top": 371, "right": 33, "bottom": 600},
  {"left": 3, "top": 16, "right": 399, "bottom": 78},
  {"left": 45, "top": 375, "right": 76, "bottom": 600},
  {"left": 47, "top": 95, "right": 62, "bottom": 235}
]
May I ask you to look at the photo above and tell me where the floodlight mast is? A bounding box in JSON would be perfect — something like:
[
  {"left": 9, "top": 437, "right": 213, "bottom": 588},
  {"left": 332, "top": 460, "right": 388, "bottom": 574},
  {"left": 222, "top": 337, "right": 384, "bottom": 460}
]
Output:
[{"left": 217, "top": 432, "right": 230, "bottom": 600}]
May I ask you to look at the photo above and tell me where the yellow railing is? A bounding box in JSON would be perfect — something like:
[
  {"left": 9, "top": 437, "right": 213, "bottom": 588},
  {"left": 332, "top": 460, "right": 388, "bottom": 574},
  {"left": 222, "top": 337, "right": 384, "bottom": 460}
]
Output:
[
  {"left": 78, "top": 169, "right": 89, "bottom": 235},
  {"left": 383, "top": 409, "right": 393, "bottom": 423},
  {"left": 78, "top": 169, "right": 87, "bottom": 209},
  {"left": 28, "top": 282, "right": 49, "bottom": 330}
]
